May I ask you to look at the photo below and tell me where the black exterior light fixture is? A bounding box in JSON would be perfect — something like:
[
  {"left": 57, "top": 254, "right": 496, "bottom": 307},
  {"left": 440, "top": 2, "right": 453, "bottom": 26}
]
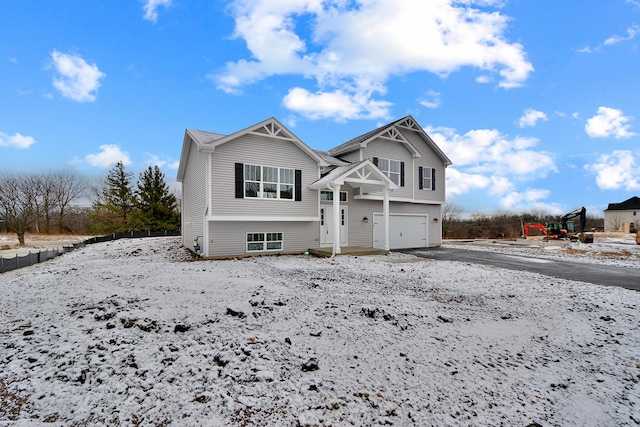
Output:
[{"left": 363, "top": 216, "right": 369, "bottom": 223}]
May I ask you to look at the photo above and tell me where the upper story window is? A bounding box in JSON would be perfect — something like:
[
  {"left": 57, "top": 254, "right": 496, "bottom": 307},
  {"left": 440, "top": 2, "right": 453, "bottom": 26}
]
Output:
[
  {"left": 419, "top": 166, "right": 435, "bottom": 191},
  {"left": 373, "top": 157, "right": 404, "bottom": 186},
  {"left": 236, "top": 163, "right": 301, "bottom": 201},
  {"left": 244, "top": 164, "right": 294, "bottom": 200},
  {"left": 320, "top": 190, "right": 347, "bottom": 202},
  {"left": 378, "top": 158, "right": 400, "bottom": 185}
]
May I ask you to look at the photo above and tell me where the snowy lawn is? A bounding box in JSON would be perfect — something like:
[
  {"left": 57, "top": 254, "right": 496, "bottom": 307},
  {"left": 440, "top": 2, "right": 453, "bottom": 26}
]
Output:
[{"left": 1, "top": 237, "right": 639, "bottom": 426}]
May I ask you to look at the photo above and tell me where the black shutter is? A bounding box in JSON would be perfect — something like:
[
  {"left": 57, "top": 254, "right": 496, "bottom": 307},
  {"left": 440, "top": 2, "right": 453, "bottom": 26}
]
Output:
[
  {"left": 295, "top": 169, "right": 302, "bottom": 201},
  {"left": 431, "top": 168, "right": 436, "bottom": 191},
  {"left": 373, "top": 157, "right": 378, "bottom": 167},
  {"left": 400, "top": 162, "right": 405, "bottom": 187},
  {"left": 418, "top": 166, "right": 423, "bottom": 190},
  {"left": 235, "top": 163, "right": 244, "bottom": 198}
]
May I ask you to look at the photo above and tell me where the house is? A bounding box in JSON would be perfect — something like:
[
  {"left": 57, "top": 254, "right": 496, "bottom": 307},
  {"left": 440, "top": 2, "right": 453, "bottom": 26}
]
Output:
[
  {"left": 176, "top": 115, "right": 452, "bottom": 257},
  {"left": 604, "top": 196, "right": 640, "bottom": 232}
]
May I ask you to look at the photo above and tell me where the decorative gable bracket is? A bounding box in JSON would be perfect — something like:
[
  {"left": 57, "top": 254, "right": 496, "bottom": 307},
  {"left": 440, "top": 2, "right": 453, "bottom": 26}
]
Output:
[
  {"left": 250, "top": 122, "right": 292, "bottom": 141},
  {"left": 396, "top": 117, "right": 421, "bottom": 131}
]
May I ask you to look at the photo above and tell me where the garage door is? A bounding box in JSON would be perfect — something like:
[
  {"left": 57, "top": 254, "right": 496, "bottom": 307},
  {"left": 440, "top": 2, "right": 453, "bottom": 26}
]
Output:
[{"left": 373, "top": 214, "right": 428, "bottom": 249}]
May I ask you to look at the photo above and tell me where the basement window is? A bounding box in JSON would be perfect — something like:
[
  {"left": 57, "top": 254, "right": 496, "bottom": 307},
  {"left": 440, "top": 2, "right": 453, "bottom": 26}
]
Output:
[{"left": 246, "top": 232, "right": 283, "bottom": 252}]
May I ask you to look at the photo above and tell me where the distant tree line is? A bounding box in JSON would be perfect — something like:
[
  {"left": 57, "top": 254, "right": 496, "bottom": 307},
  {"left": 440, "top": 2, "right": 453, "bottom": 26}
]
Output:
[
  {"left": 441, "top": 203, "right": 604, "bottom": 240},
  {"left": 0, "top": 163, "right": 180, "bottom": 246},
  {"left": 0, "top": 171, "right": 88, "bottom": 245}
]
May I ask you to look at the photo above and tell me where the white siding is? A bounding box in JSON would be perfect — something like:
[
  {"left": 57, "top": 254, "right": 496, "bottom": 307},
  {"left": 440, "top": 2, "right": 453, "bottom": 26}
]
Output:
[
  {"left": 181, "top": 139, "right": 207, "bottom": 250},
  {"left": 347, "top": 199, "right": 442, "bottom": 247},
  {"left": 361, "top": 138, "right": 414, "bottom": 199},
  {"left": 211, "top": 134, "right": 319, "bottom": 217},
  {"left": 208, "top": 221, "right": 319, "bottom": 257},
  {"left": 402, "top": 130, "right": 446, "bottom": 202},
  {"left": 604, "top": 210, "right": 639, "bottom": 232}
]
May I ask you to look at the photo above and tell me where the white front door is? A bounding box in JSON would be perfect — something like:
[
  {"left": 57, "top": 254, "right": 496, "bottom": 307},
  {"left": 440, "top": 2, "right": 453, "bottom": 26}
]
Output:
[{"left": 320, "top": 206, "right": 348, "bottom": 245}]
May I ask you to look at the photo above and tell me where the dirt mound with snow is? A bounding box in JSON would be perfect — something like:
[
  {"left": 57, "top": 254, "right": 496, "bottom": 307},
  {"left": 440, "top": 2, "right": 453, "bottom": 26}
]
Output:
[{"left": 1, "top": 237, "right": 639, "bottom": 426}]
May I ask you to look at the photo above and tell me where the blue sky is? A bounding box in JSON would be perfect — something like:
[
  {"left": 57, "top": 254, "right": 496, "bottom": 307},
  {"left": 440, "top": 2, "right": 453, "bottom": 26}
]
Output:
[{"left": 1, "top": 0, "right": 639, "bottom": 217}]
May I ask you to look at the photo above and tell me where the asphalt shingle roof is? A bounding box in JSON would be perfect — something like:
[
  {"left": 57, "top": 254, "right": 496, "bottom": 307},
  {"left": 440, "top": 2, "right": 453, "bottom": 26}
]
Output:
[{"left": 606, "top": 196, "right": 640, "bottom": 210}]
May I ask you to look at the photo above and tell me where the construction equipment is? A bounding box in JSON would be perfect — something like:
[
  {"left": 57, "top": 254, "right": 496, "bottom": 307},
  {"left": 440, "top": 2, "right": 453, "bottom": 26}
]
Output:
[
  {"left": 522, "top": 222, "right": 567, "bottom": 239},
  {"left": 523, "top": 207, "right": 593, "bottom": 243},
  {"left": 523, "top": 223, "right": 548, "bottom": 239}
]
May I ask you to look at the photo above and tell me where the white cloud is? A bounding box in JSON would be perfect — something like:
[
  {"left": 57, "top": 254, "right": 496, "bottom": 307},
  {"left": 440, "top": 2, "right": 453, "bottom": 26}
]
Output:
[
  {"left": 499, "top": 189, "right": 564, "bottom": 215},
  {"left": 429, "top": 125, "right": 557, "bottom": 212},
  {"left": 585, "top": 150, "right": 640, "bottom": 191},
  {"left": 142, "top": 0, "right": 172, "bottom": 23},
  {"left": 84, "top": 145, "right": 131, "bottom": 168},
  {"left": 518, "top": 109, "right": 547, "bottom": 128},
  {"left": 213, "top": 0, "right": 533, "bottom": 121},
  {"left": 418, "top": 90, "right": 441, "bottom": 109},
  {"left": 50, "top": 51, "right": 106, "bottom": 102},
  {"left": 579, "top": 24, "right": 640, "bottom": 53},
  {"left": 604, "top": 24, "right": 639, "bottom": 46},
  {"left": 445, "top": 168, "right": 491, "bottom": 197},
  {"left": 0, "top": 132, "right": 36, "bottom": 149},
  {"left": 585, "top": 106, "right": 636, "bottom": 139},
  {"left": 283, "top": 87, "right": 391, "bottom": 121},
  {"left": 427, "top": 127, "right": 556, "bottom": 178},
  {"left": 144, "top": 153, "right": 179, "bottom": 170}
]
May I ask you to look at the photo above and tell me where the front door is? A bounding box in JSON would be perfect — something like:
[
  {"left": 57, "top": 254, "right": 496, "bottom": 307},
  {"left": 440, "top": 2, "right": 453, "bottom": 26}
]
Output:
[{"left": 320, "top": 206, "right": 348, "bottom": 245}]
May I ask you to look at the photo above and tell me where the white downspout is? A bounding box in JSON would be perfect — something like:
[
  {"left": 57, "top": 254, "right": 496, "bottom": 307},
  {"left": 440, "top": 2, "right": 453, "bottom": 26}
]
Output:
[
  {"left": 327, "top": 182, "right": 342, "bottom": 257},
  {"left": 383, "top": 188, "right": 390, "bottom": 251},
  {"left": 204, "top": 153, "right": 212, "bottom": 256}
]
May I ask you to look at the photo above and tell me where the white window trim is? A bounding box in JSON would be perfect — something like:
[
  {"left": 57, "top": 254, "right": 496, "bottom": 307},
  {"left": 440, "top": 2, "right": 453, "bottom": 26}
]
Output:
[
  {"left": 246, "top": 232, "right": 284, "bottom": 252},
  {"left": 377, "top": 157, "right": 401, "bottom": 186},
  {"left": 320, "top": 190, "right": 348, "bottom": 202},
  {"left": 422, "top": 166, "right": 434, "bottom": 191},
  {"left": 244, "top": 163, "right": 295, "bottom": 201}
]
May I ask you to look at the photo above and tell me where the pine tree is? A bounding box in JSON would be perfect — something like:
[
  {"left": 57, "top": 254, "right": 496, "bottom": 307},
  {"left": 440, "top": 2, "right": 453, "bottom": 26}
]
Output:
[
  {"left": 130, "top": 165, "right": 180, "bottom": 231},
  {"left": 90, "top": 161, "right": 136, "bottom": 233}
]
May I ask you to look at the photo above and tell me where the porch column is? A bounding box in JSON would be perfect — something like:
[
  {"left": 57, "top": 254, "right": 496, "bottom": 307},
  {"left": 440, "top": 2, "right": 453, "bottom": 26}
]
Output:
[
  {"left": 333, "top": 184, "right": 342, "bottom": 256},
  {"left": 383, "top": 188, "right": 390, "bottom": 251}
]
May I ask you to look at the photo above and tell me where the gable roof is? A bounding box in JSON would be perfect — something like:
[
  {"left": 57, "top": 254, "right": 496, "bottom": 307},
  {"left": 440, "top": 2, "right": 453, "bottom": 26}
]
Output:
[
  {"left": 309, "top": 159, "right": 398, "bottom": 193},
  {"left": 328, "top": 115, "right": 452, "bottom": 166},
  {"left": 177, "top": 118, "right": 330, "bottom": 182},
  {"left": 605, "top": 196, "right": 640, "bottom": 211},
  {"left": 198, "top": 117, "right": 329, "bottom": 167}
]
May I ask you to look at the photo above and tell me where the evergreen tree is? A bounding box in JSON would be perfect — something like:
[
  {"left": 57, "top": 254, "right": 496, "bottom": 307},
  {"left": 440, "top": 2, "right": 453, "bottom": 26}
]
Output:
[
  {"left": 130, "top": 165, "right": 180, "bottom": 231},
  {"left": 90, "top": 161, "right": 136, "bottom": 233}
]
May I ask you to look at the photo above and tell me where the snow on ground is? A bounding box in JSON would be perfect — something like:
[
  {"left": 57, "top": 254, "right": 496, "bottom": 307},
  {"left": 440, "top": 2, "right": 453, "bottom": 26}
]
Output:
[
  {"left": 446, "top": 234, "right": 640, "bottom": 270},
  {"left": 1, "top": 237, "right": 639, "bottom": 426}
]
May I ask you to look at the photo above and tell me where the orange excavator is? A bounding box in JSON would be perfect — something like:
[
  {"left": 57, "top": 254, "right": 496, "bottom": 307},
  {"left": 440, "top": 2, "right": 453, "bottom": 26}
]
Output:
[
  {"left": 523, "top": 223, "right": 549, "bottom": 238},
  {"left": 523, "top": 207, "right": 593, "bottom": 243}
]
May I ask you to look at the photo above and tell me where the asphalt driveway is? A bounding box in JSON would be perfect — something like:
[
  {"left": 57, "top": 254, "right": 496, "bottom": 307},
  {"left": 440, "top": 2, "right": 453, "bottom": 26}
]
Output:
[{"left": 400, "top": 246, "right": 640, "bottom": 291}]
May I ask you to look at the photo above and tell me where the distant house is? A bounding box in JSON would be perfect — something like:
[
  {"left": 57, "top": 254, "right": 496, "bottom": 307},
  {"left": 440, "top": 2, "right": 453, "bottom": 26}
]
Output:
[
  {"left": 176, "top": 116, "right": 452, "bottom": 257},
  {"left": 604, "top": 196, "right": 640, "bottom": 232}
]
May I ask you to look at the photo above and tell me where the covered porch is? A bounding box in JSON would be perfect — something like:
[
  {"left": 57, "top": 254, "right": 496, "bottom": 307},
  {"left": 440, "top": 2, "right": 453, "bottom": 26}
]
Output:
[{"left": 309, "top": 159, "right": 398, "bottom": 257}]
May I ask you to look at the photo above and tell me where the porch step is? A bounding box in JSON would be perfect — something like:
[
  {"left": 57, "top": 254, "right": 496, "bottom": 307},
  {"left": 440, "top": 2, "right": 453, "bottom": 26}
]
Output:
[{"left": 308, "top": 246, "right": 389, "bottom": 257}]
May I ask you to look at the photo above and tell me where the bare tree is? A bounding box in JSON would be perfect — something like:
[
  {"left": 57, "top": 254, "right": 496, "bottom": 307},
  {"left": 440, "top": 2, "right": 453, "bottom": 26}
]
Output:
[
  {"left": 52, "top": 171, "right": 88, "bottom": 232},
  {"left": 30, "top": 174, "right": 56, "bottom": 234},
  {"left": 441, "top": 203, "right": 462, "bottom": 238},
  {"left": 0, "top": 174, "right": 42, "bottom": 245}
]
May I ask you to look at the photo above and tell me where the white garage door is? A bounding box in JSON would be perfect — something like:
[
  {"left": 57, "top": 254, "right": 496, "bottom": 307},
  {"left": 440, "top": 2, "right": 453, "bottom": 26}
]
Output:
[{"left": 373, "top": 214, "right": 428, "bottom": 249}]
